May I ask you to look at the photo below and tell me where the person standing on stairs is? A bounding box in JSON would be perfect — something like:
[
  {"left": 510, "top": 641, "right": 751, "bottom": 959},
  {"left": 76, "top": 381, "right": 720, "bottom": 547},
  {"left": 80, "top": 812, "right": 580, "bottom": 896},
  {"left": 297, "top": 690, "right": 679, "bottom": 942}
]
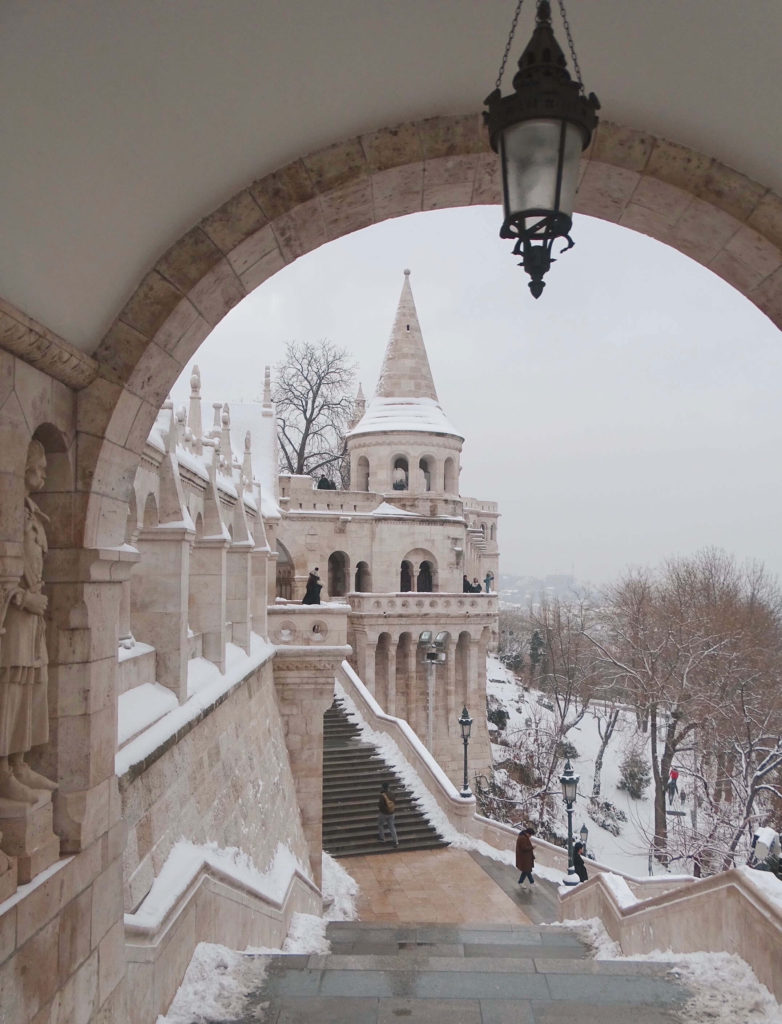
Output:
[
  {"left": 378, "top": 781, "right": 398, "bottom": 847},
  {"left": 516, "top": 826, "right": 536, "bottom": 886}
]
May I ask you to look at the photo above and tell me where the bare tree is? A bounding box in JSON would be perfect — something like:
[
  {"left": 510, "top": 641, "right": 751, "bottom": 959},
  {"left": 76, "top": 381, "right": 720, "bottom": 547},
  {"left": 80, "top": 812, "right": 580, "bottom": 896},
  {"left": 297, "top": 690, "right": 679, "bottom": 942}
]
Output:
[
  {"left": 587, "top": 549, "right": 782, "bottom": 868},
  {"left": 273, "top": 340, "right": 357, "bottom": 485}
]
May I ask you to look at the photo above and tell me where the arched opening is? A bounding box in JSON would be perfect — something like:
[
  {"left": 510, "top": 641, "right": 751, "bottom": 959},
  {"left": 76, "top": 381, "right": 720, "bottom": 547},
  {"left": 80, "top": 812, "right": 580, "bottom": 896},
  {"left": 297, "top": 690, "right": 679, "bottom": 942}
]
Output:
[
  {"left": 400, "top": 560, "right": 414, "bottom": 593},
  {"left": 417, "top": 560, "right": 435, "bottom": 593},
  {"left": 328, "top": 550, "right": 349, "bottom": 597},
  {"left": 276, "top": 540, "right": 294, "bottom": 601},
  {"left": 443, "top": 457, "right": 457, "bottom": 495},
  {"left": 356, "top": 455, "right": 369, "bottom": 492},
  {"left": 391, "top": 456, "right": 408, "bottom": 491},
  {"left": 418, "top": 456, "right": 433, "bottom": 492},
  {"left": 354, "top": 560, "right": 371, "bottom": 593},
  {"left": 490, "top": 524, "right": 496, "bottom": 541}
]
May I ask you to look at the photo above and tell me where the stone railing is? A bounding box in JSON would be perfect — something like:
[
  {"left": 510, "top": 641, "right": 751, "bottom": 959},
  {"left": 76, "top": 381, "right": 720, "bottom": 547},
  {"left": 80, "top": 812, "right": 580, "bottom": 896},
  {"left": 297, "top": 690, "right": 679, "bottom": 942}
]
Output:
[
  {"left": 268, "top": 602, "right": 350, "bottom": 648},
  {"left": 558, "top": 867, "right": 782, "bottom": 1002},
  {"left": 347, "top": 592, "right": 497, "bottom": 616}
]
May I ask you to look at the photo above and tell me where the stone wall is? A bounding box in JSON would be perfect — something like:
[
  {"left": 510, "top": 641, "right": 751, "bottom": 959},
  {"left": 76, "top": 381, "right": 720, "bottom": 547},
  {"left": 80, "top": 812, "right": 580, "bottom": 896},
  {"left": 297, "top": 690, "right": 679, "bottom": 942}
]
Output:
[{"left": 120, "top": 658, "right": 309, "bottom": 914}]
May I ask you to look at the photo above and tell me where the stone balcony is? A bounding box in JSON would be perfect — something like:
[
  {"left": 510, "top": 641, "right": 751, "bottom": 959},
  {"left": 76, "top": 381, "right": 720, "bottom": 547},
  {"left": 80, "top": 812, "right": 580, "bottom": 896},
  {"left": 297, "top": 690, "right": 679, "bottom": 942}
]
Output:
[{"left": 347, "top": 592, "right": 497, "bottom": 620}]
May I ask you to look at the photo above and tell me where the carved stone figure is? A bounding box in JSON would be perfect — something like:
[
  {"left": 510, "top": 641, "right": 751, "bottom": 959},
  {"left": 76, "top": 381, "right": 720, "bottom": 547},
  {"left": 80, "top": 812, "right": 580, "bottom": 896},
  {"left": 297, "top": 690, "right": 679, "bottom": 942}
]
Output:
[{"left": 0, "top": 440, "right": 56, "bottom": 803}]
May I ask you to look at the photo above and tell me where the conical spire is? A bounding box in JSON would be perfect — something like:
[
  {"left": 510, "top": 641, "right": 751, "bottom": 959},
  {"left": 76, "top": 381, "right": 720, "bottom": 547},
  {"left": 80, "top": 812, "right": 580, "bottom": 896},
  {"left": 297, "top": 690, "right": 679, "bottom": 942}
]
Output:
[{"left": 375, "top": 270, "right": 438, "bottom": 401}]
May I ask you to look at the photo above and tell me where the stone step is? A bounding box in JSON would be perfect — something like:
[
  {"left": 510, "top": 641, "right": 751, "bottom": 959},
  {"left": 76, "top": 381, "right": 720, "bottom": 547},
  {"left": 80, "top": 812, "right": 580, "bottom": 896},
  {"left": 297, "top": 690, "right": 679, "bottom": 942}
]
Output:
[
  {"left": 322, "top": 699, "right": 448, "bottom": 858},
  {"left": 224, "top": 921, "right": 689, "bottom": 1022}
]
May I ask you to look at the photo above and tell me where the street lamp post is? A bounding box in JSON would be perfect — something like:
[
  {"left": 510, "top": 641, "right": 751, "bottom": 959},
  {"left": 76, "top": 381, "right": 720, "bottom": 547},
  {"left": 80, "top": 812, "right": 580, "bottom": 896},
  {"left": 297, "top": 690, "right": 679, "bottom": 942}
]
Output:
[
  {"left": 579, "top": 823, "right": 589, "bottom": 854},
  {"left": 458, "top": 706, "right": 473, "bottom": 797},
  {"left": 559, "top": 758, "right": 580, "bottom": 885}
]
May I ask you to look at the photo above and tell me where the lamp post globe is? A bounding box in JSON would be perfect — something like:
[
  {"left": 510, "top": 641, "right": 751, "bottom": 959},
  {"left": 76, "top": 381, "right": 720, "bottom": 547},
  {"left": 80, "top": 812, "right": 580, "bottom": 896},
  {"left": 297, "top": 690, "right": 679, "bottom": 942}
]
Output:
[
  {"left": 484, "top": 0, "right": 599, "bottom": 298},
  {"left": 559, "top": 758, "right": 580, "bottom": 885}
]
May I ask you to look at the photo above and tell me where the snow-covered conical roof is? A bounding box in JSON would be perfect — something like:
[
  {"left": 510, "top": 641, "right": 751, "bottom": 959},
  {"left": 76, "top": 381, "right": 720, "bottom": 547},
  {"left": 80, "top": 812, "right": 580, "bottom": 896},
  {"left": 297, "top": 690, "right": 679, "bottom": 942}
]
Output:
[{"left": 348, "top": 270, "right": 463, "bottom": 440}]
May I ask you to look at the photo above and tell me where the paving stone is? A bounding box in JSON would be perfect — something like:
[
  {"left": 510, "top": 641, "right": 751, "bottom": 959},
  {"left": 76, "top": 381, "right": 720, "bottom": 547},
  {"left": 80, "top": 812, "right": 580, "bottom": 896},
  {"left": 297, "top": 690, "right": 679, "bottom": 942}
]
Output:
[
  {"left": 544, "top": 972, "right": 687, "bottom": 1006},
  {"left": 272, "top": 997, "right": 380, "bottom": 1023},
  {"left": 377, "top": 997, "right": 483, "bottom": 1023}
]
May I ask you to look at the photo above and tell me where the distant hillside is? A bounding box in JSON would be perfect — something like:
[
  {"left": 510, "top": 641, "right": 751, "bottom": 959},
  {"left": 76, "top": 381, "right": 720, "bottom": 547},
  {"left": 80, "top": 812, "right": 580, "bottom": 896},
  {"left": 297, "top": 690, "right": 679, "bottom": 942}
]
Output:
[{"left": 499, "top": 572, "right": 592, "bottom": 607}]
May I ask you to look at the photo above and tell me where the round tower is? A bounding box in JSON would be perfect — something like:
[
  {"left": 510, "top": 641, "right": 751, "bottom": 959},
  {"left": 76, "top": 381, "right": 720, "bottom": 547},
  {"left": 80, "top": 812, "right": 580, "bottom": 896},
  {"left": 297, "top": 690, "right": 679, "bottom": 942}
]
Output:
[{"left": 347, "top": 270, "right": 464, "bottom": 505}]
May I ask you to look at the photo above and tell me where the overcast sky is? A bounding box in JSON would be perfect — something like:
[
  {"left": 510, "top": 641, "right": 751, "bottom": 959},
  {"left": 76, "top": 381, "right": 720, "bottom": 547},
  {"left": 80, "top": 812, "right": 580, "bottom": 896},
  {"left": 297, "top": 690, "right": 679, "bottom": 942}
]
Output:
[{"left": 173, "top": 207, "right": 782, "bottom": 588}]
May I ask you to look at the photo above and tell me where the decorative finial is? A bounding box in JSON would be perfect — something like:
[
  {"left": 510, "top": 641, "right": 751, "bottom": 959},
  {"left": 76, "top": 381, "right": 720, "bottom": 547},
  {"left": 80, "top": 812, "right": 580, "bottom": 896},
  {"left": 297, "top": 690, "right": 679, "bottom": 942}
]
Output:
[
  {"left": 244, "top": 430, "right": 251, "bottom": 453},
  {"left": 190, "top": 364, "right": 201, "bottom": 395},
  {"left": 222, "top": 402, "right": 230, "bottom": 427},
  {"left": 403, "top": 268, "right": 411, "bottom": 276}
]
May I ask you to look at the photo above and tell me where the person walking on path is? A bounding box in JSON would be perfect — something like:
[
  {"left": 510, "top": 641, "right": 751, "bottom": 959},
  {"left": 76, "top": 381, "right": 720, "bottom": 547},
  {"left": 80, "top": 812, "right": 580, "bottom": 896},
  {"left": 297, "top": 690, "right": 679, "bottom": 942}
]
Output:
[
  {"left": 573, "top": 841, "right": 588, "bottom": 882},
  {"left": 516, "top": 826, "right": 535, "bottom": 885},
  {"left": 667, "top": 768, "right": 679, "bottom": 805},
  {"left": 377, "top": 781, "right": 398, "bottom": 847},
  {"left": 302, "top": 567, "right": 322, "bottom": 605}
]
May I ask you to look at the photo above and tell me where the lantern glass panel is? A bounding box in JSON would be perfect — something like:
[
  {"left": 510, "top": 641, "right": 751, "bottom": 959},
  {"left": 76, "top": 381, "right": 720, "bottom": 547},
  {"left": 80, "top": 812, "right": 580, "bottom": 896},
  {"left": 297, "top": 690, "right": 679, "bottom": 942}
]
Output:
[{"left": 500, "top": 119, "right": 583, "bottom": 221}]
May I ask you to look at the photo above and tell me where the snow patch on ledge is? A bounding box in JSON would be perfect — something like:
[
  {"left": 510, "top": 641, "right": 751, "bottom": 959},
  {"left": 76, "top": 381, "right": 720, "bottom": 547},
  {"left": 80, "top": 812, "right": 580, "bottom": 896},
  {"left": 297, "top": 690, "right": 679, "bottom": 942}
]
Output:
[
  {"left": 125, "top": 839, "right": 312, "bottom": 934},
  {"left": 115, "top": 633, "right": 275, "bottom": 777}
]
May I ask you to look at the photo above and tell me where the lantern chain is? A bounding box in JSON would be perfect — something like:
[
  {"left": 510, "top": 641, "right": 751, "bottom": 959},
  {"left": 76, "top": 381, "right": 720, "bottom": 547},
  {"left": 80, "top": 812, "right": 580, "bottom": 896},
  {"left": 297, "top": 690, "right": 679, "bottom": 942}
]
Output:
[
  {"left": 494, "top": 0, "right": 525, "bottom": 92},
  {"left": 557, "top": 0, "right": 584, "bottom": 90}
]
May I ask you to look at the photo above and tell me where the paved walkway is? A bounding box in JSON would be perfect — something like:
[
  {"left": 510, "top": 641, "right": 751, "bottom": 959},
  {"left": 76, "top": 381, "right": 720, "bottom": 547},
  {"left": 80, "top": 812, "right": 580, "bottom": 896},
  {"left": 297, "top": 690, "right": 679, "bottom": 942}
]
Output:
[
  {"left": 203, "top": 848, "right": 690, "bottom": 1022},
  {"left": 342, "top": 847, "right": 537, "bottom": 925}
]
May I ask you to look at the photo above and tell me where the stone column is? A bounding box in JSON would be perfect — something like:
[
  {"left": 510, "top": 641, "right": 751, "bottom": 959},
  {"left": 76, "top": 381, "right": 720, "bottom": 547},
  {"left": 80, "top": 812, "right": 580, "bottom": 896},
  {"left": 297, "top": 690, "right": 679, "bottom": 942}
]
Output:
[
  {"left": 273, "top": 646, "right": 349, "bottom": 888},
  {"left": 386, "top": 640, "right": 397, "bottom": 715},
  {"left": 131, "top": 526, "right": 192, "bottom": 700},
  {"left": 226, "top": 541, "right": 252, "bottom": 654},
  {"left": 353, "top": 629, "right": 370, "bottom": 686},
  {"left": 36, "top": 546, "right": 135, "bottom": 855},
  {"left": 189, "top": 536, "right": 228, "bottom": 671},
  {"left": 251, "top": 545, "right": 270, "bottom": 639}
]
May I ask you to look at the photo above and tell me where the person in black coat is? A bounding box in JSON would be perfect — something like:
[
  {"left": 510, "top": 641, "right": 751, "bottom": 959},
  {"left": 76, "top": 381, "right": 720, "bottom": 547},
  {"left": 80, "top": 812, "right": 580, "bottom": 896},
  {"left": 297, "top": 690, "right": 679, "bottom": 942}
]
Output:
[
  {"left": 573, "top": 841, "right": 588, "bottom": 882},
  {"left": 302, "top": 568, "right": 322, "bottom": 605}
]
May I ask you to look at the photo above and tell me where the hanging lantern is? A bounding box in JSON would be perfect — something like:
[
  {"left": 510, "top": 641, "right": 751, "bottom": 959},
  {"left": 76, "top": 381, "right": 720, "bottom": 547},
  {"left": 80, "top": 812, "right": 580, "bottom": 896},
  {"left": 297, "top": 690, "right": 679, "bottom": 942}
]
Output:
[{"left": 484, "top": 0, "right": 600, "bottom": 298}]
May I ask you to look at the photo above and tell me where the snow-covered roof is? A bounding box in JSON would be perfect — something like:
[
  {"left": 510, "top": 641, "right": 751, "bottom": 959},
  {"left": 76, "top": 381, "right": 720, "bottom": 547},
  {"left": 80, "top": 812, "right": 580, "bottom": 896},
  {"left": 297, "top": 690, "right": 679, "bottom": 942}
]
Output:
[{"left": 348, "top": 395, "right": 463, "bottom": 440}]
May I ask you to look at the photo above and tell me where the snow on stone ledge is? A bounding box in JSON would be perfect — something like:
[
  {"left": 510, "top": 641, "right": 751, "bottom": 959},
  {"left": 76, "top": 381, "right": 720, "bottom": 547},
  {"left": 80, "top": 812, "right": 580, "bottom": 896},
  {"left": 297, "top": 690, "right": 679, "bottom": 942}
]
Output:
[
  {"left": 599, "top": 871, "right": 638, "bottom": 909},
  {"left": 117, "top": 682, "right": 178, "bottom": 747},
  {"left": 125, "top": 840, "right": 312, "bottom": 934},
  {"left": 737, "top": 864, "right": 782, "bottom": 911},
  {"left": 115, "top": 633, "right": 275, "bottom": 778}
]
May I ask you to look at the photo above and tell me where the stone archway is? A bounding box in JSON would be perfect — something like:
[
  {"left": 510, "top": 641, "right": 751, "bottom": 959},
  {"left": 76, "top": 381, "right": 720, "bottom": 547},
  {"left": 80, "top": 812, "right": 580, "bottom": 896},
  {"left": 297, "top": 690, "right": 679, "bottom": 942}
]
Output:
[{"left": 81, "top": 113, "right": 782, "bottom": 548}]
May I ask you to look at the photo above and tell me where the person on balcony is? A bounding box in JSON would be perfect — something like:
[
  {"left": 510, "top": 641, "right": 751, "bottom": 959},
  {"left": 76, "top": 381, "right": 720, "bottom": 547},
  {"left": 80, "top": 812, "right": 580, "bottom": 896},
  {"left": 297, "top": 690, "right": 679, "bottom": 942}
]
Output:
[{"left": 302, "top": 568, "right": 322, "bottom": 605}]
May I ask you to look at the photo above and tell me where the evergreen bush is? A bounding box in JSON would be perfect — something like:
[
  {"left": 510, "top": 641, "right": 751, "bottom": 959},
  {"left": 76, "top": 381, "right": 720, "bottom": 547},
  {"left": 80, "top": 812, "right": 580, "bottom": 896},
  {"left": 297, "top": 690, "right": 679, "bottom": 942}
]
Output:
[{"left": 617, "top": 750, "right": 651, "bottom": 799}]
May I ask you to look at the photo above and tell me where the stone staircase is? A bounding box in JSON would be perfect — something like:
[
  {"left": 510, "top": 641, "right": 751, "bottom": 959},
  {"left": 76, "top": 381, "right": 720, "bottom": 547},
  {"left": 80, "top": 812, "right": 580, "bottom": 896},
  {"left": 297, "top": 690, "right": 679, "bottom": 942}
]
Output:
[
  {"left": 214, "top": 921, "right": 689, "bottom": 1023},
  {"left": 322, "top": 699, "right": 449, "bottom": 857}
]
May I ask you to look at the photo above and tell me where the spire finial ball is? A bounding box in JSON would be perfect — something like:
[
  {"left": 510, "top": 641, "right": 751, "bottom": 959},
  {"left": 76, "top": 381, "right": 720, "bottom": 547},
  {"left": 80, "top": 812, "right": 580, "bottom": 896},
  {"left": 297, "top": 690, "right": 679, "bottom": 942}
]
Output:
[{"left": 403, "top": 268, "right": 411, "bottom": 276}]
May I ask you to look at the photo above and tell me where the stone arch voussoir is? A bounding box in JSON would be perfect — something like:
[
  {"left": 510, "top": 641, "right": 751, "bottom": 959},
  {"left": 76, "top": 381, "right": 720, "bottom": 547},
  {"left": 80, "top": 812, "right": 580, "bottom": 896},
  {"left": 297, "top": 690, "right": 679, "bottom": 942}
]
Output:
[{"left": 85, "top": 114, "right": 782, "bottom": 548}]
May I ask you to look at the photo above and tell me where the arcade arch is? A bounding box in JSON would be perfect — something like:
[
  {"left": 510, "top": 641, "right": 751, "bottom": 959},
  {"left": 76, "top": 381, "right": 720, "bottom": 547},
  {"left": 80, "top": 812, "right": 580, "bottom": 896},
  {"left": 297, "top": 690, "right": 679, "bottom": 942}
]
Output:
[{"left": 79, "top": 114, "right": 780, "bottom": 551}]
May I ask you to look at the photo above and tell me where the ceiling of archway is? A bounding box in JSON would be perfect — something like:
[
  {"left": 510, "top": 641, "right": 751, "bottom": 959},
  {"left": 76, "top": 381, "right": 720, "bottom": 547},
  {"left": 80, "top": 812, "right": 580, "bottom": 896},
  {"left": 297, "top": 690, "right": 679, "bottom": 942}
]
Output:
[{"left": 1, "top": 0, "right": 780, "bottom": 349}]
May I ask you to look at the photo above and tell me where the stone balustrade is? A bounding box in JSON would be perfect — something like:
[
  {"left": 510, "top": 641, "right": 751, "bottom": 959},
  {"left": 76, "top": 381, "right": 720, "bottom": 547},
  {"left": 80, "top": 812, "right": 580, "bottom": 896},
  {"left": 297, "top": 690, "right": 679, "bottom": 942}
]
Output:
[{"left": 347, "top": 591, "right": 497, "bottom": 617}]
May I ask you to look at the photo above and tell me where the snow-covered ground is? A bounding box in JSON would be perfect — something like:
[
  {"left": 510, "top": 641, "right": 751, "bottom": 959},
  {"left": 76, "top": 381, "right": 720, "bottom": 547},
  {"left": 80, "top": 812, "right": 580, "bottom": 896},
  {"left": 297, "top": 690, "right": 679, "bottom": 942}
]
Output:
[{"left": 487, "top": 655, "right": 685, "bottom": 877}]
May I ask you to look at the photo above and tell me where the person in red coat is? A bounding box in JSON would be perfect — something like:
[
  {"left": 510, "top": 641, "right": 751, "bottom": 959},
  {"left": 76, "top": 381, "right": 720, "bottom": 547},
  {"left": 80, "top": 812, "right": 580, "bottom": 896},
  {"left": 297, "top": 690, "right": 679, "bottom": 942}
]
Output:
[{"left": 516, "top": 827, "right": 535, "bottom": 885}]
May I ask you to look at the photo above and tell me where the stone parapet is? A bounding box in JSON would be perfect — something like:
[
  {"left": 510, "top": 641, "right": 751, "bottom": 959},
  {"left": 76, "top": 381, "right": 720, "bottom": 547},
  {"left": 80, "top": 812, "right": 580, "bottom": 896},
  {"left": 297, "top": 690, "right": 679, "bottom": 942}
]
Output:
[
  {"left": 557, "top": 867, "right": 782, "bottom": 1003},
  {"left": 268, "top": 602, "right": 349, "bottom": 648}
]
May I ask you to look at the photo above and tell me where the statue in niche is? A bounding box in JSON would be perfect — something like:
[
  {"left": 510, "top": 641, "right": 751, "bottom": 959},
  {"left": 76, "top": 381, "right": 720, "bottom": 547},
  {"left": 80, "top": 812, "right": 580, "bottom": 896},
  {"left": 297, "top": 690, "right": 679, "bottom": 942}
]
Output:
[{"left": 0, "top": 440, "right": 56, "bottom": 803}]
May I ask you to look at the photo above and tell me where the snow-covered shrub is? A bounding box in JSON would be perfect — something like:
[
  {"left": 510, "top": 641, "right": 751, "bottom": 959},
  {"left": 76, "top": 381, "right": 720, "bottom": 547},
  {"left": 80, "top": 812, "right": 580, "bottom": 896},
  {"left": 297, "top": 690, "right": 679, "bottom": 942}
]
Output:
[
  {"left": 487, "top": 699, "right": 509, "bottom": 732},
  {"left": 588, "top": 797, "right": 627, "bottom": 836},
  {"left": 617, "top": 749, "right": 651, "bottom": 799}
]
